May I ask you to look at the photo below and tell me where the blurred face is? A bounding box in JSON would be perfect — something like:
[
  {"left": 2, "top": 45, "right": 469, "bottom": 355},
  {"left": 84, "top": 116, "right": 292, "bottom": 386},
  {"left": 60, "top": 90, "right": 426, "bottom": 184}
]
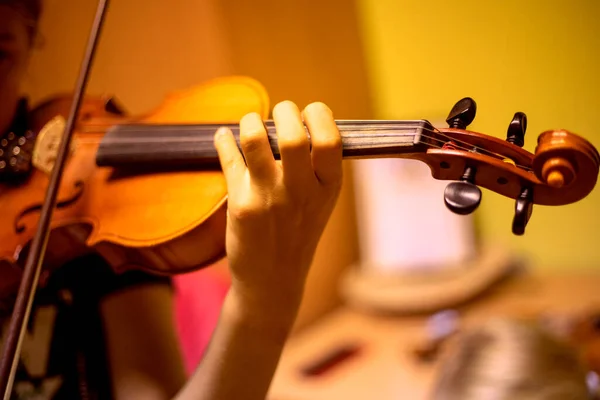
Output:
[{"left": 0, "top": 5, "right": 32, "bottom": 134}]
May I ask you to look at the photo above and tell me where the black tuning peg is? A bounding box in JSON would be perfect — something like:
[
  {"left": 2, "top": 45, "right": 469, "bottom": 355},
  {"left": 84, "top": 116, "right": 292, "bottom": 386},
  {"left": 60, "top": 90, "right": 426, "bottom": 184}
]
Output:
[
  {"left": 446, "top": 97, "right": 477, "bottom": 129},
  {"left": 512, "top": 187, "right": 533, "bottom": 235},
  {"left": 444, "top": 166, "right": 482, "bottom": 215},
  {"left": 104, "top": 96, "right": 127, "bottom": 116},
  {"left": 506, "top": 112, "right": 527, "bottom": 147}
]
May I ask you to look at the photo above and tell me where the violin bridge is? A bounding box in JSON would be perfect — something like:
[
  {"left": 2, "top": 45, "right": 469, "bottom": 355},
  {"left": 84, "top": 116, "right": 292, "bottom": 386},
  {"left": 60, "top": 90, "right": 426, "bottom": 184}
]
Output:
[{"left": 32, "top": 116, "right": 78, "bottom": 175}]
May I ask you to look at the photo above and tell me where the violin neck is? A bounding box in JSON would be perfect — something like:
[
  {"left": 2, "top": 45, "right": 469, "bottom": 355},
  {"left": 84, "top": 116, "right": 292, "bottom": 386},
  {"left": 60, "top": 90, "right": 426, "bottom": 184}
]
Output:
[{"left": 95, "top": 120, "right": 437, "bottom": 168}]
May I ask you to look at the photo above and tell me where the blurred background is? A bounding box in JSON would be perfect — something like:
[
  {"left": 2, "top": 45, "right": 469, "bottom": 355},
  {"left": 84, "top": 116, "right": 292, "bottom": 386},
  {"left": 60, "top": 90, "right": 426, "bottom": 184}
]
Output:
[{"left": 25, "top": 0, "right": 600, "bottom": 398}]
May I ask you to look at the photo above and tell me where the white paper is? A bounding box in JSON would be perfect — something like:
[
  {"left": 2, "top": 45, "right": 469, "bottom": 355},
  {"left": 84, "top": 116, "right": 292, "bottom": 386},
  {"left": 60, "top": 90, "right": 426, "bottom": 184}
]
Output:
[{"left": 352, "top": 156, "right": 477, "bottom": 274}]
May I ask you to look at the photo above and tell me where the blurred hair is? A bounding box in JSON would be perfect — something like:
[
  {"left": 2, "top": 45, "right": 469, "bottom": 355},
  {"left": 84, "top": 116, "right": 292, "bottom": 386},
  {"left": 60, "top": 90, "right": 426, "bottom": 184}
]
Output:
[
  {"left": 430, "top": 317, "right": 591, "bottom": 400},
  {"left": 0, "top": 0, "right": 42, "bottom": 43}
]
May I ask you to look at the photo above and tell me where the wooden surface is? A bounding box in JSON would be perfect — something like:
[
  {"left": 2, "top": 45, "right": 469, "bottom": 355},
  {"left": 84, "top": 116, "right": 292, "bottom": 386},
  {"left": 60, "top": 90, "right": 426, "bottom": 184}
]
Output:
[{"left": 267, "top": 270, "right": 600, "bottom": 400}]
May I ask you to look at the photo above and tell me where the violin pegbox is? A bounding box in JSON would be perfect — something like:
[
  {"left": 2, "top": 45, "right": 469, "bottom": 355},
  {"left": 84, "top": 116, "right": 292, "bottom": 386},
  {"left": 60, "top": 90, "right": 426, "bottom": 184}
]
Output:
[
  {"left": 441, "top": 96, "right": 535, "bottom": 234},
  {"left": 439, "top": 97, "right": 599, "bottom": 236}
]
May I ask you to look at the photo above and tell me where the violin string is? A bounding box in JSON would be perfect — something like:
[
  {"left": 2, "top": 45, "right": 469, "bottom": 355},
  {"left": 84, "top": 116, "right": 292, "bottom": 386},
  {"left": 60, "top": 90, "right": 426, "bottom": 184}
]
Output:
[
  {"left": 328, "top": 124, "right": 521, "bottom": 162},
  {"left": 61, "top": 128, "right": 469, "bottom": 155},
  {"left": 49, "top": 125, "right": 532, "bottom": 171},
  {"left": 57, "top": 130, "right": 533, "bottom": 171},
  {"left": 78, "top": 124, "right": 518, "bottom": 161},
  {"left": 58, "top": 126, "right": 511, "bottom": 159}
]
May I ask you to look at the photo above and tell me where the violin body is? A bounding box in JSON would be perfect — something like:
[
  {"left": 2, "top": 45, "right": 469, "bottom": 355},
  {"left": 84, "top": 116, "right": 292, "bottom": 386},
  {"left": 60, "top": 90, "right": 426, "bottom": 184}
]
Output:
[{"left": 1, "top": 76, "right": 270, "bottom": 294}]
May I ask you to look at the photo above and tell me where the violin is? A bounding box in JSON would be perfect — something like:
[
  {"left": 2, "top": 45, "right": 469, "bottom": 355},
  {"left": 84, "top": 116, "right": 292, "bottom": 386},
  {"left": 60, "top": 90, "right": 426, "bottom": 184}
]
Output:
[
  {"left": 2, "top": 75, "right": 599, "bottom": 279},
  {"left": 1, "top": 0, "right": 598, "bottom": 396}
]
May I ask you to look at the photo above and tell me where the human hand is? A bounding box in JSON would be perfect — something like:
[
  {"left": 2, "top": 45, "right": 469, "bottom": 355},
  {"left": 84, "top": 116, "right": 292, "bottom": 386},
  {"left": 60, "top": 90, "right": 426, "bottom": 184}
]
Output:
[{"left": 214, "top": 100, "right": 343, "bottom": 319}]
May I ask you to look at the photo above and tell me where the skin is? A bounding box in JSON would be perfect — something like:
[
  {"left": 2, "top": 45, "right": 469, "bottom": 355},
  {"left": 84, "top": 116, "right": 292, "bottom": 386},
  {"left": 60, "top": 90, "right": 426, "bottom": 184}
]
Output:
[{"left": 1, "top": 5, "right": 343, "bottom": 400}]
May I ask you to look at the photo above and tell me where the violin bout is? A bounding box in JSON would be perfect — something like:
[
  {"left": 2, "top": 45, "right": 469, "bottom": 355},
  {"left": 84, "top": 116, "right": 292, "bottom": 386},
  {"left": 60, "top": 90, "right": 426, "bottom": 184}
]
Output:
[{"left": 0, "top": 76, "right": 271, "bottom": 286}]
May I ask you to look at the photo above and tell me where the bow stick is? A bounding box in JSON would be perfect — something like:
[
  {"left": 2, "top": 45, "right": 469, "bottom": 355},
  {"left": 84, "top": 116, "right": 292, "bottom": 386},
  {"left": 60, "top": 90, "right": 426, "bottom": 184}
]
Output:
[{"left": 0, "top": 0, "right": 110, "bottom": 397}]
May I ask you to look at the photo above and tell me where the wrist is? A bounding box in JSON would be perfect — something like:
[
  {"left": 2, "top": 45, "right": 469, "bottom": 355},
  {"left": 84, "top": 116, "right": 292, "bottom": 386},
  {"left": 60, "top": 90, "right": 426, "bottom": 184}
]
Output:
[{"left": 223, "top": 286, "right": 301, "bottom": 340}]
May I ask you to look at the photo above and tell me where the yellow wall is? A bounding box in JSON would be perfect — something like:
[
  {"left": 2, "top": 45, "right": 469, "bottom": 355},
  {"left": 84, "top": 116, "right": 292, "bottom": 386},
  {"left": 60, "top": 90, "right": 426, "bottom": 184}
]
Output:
[{"left": 354, "top": 0, "right": 600, "bottom": 269}]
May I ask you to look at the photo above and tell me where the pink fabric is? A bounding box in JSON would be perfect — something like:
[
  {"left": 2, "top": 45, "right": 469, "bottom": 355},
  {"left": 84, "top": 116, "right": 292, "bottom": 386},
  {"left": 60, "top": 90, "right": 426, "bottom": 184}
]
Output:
[{"left": 173, "top": 266, "right": 230, "bottom": 375}]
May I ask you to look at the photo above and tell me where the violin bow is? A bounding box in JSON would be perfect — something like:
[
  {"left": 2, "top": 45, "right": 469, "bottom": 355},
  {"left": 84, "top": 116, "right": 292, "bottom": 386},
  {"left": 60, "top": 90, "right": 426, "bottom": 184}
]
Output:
[{"left": 0, "top": 0, "right": 110, "bottom": 397}]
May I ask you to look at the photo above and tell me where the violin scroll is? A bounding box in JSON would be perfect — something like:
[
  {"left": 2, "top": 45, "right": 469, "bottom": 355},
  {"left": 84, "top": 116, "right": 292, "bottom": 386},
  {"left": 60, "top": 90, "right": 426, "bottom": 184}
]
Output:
[
  {"left": 438, "top": 97, "right": 599, "bottom": 235},
  {"left": 511, "top": 121, "right": 600, "bottom": 234},
  {"left": 532, "top": 129, "right": 596, "bottom": 189}
]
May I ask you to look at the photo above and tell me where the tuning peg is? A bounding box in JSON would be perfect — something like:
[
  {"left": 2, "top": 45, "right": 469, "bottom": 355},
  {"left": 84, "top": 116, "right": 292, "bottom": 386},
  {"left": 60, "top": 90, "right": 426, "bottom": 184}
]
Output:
[
  {"left": 444, "top": 166, "right": 482, "bottom": 215},
  {"left": 104, "top": 96, "right": 127, "bottom": 116},
  {"left": 506, "top": 112, "right": 527, "bottom": 147},
  {"left": 512, "top": 187, "right": 533, "bottom": 235},
  {"left": 446, "top": 97, "right": 477, "bottom": 129}
]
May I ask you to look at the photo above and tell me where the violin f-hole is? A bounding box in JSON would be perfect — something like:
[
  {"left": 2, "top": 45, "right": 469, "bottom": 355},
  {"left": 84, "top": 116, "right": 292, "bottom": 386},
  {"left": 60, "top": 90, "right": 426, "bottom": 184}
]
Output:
[{"left": 14, "top": 180, "right": 85, "bottom": 234}]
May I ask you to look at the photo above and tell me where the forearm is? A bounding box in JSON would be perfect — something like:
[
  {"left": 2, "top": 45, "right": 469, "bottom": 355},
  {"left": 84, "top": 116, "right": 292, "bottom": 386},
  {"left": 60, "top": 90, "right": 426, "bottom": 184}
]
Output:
[
  {"left": 173, "top": 100, "right": 341, "bottom": 400},
  {"left": 175, "top": 286, "right": 300, "bottom": 400}
]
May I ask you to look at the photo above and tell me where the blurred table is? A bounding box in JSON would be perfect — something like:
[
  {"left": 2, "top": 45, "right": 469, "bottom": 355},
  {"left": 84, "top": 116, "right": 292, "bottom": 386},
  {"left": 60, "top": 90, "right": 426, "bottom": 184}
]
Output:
[{"left": 267, "top": 270, "right": 600, "bottom": 400}]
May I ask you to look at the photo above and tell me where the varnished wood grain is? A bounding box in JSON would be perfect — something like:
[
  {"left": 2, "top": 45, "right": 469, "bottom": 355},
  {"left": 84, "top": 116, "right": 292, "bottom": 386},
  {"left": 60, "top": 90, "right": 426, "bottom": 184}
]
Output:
[{"left": 0, "top": 76, "right": 270, "bottom": 282}]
